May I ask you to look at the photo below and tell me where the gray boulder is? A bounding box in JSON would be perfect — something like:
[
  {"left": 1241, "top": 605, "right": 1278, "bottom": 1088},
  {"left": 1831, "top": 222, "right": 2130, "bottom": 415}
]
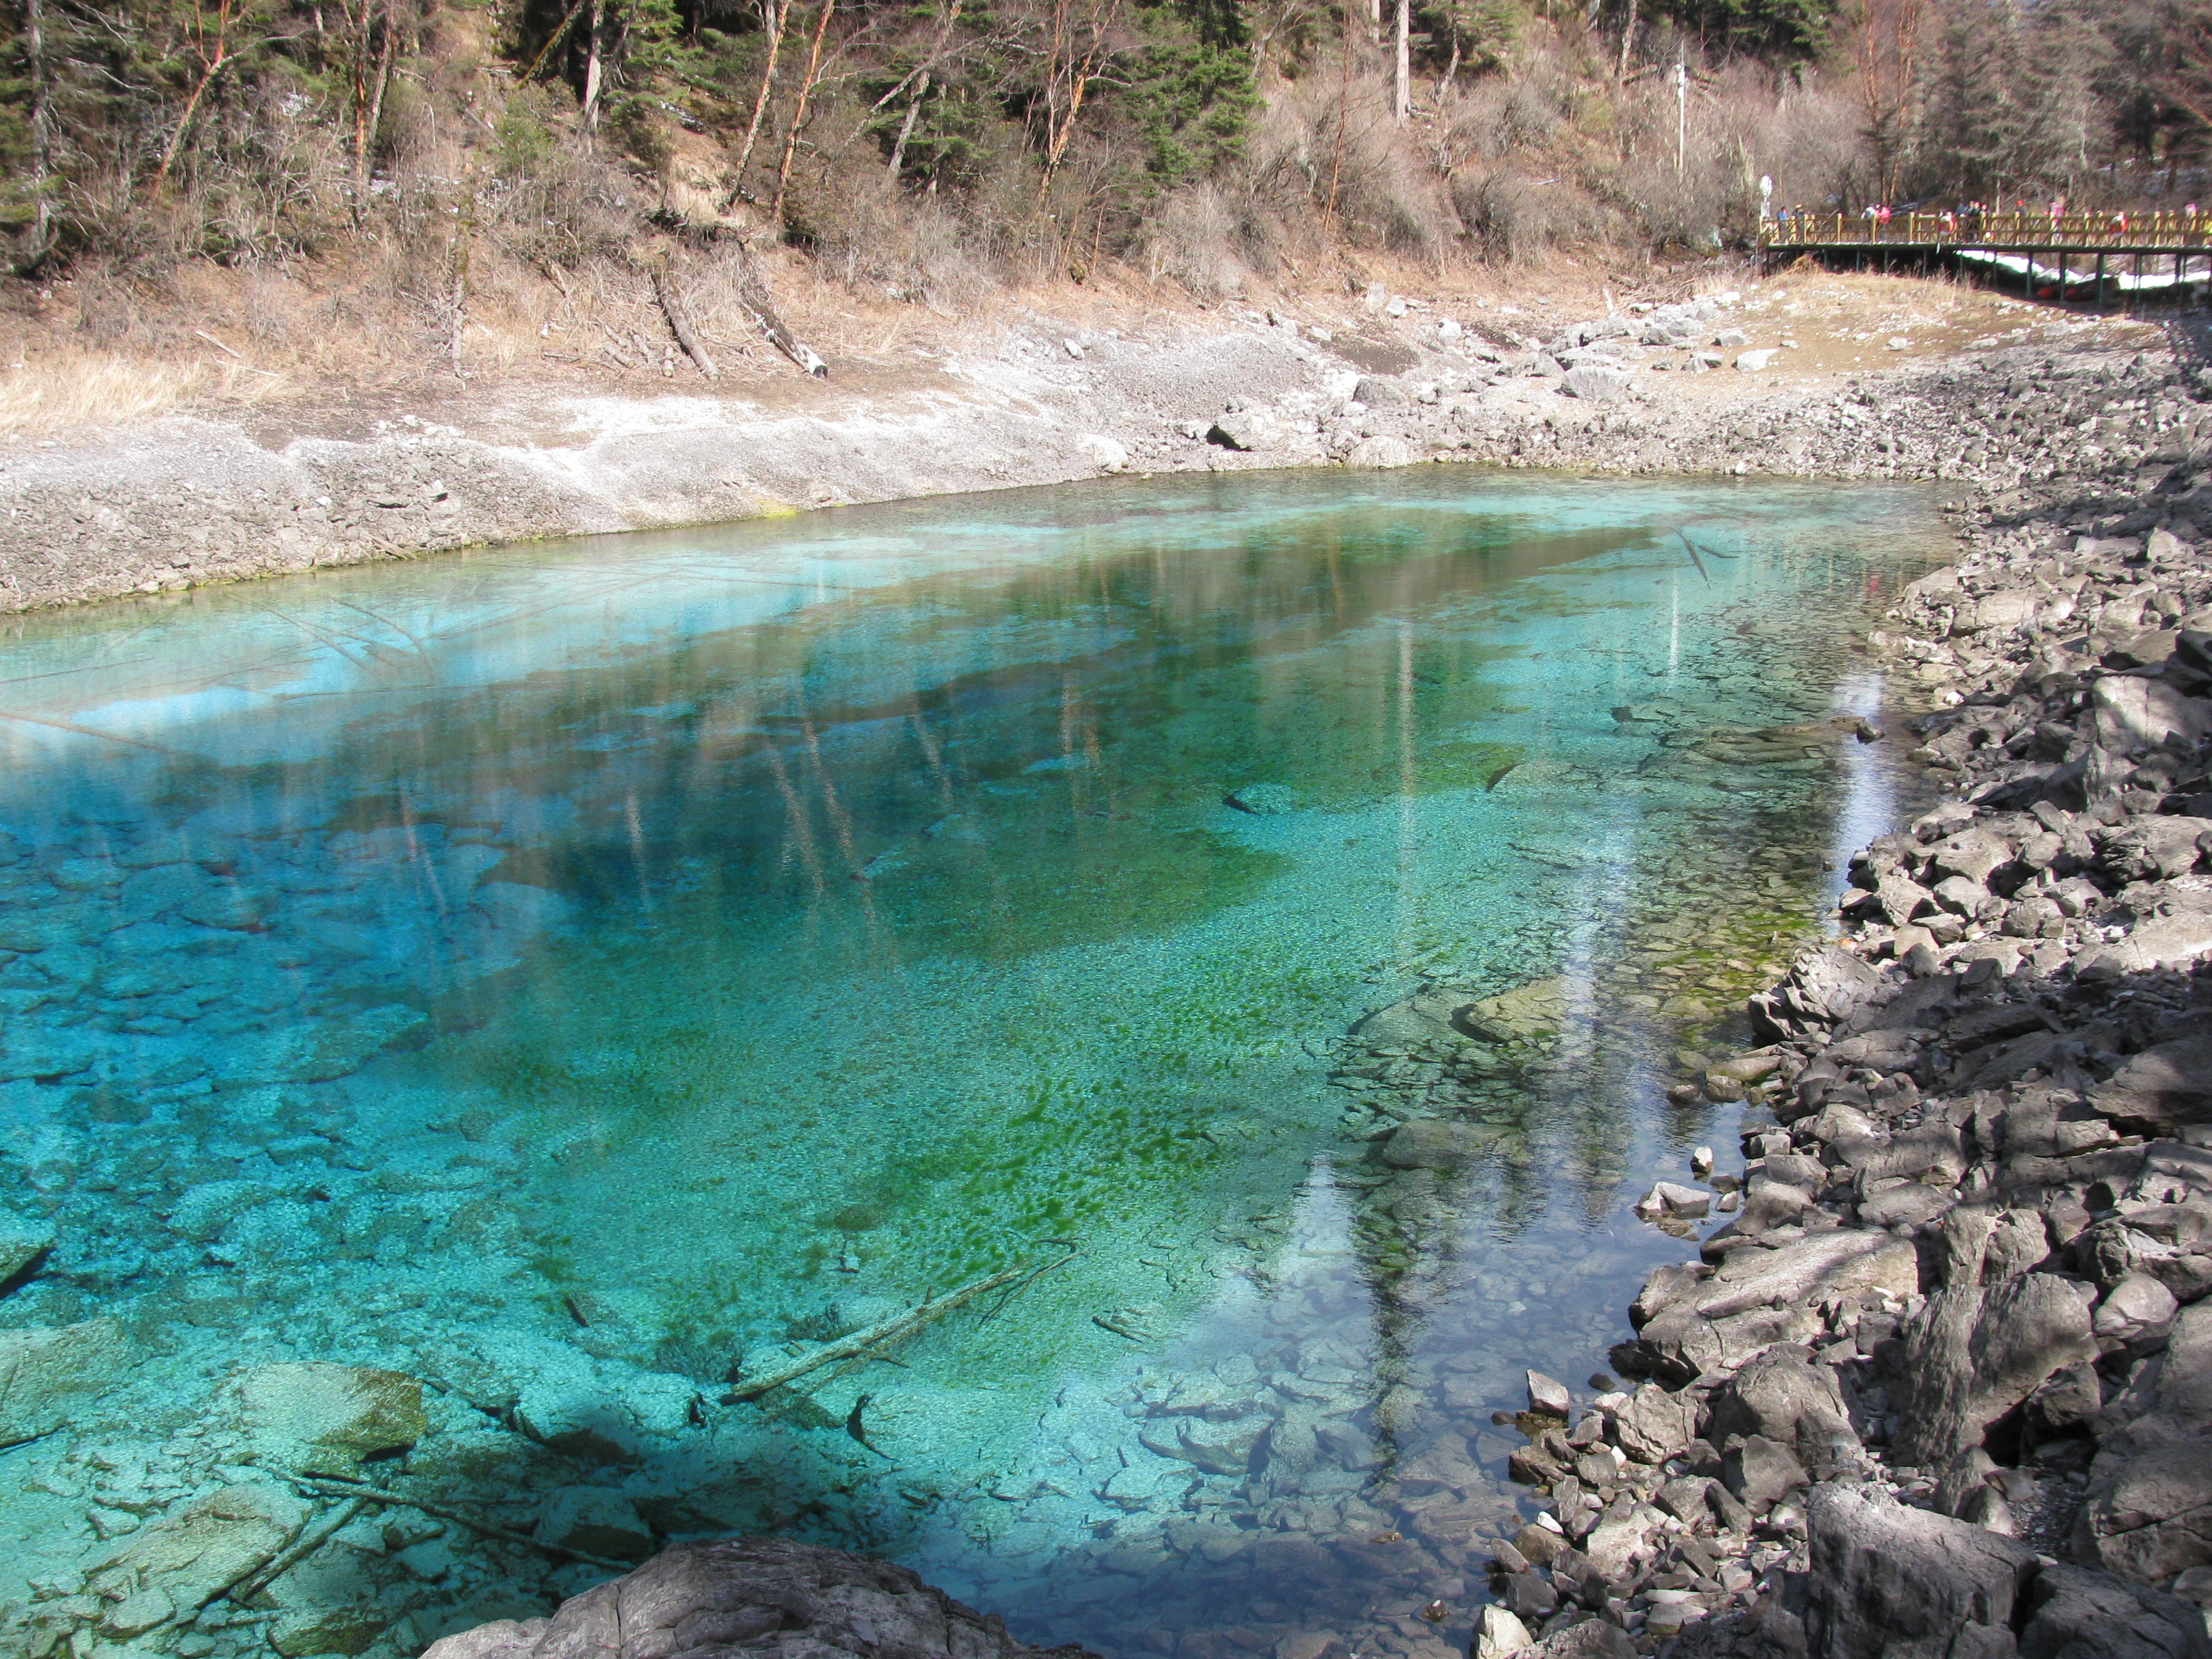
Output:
[
  {"left": 1706, "top": 1346, "right": 1855, "bottom": 1467},
  {"left": 1803, "top": 1484, "right": 2035, "bottom": 1659},
  {"left": 1621, "top": 1231, "right": 1918, "bottom": 1383},
  {"left": 1722, "top": 1434, "right": 1807, "bottom": 1515},
  {"left": 1521, "top": 1619, "right": 1636, "bottom": 1659},
  {"left": 420, "top": 1539, "right": 1095, "bottom": 1659},
  {"left": 2019, "top": 1562, "right": 2212, "bottom": 1659},
  {"left": 1892, "top": 1272, "right": 2097, "bottom": 1466},
  {"left": 2090, "top": 1039, "right": 2212, "bottom": 1125},
  {"left": 2080, "top": 1303, "right": 2212, "bottom": 1583},
  {"left": 1611, "top": 1382, "right": 1698, "bottom": 1464},
  {"left": 1561, "top": 366, "right": 1631, "bottom": 401}
]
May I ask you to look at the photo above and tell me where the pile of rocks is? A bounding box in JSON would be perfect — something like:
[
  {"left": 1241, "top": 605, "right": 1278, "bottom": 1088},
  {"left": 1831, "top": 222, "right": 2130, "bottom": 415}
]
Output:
[{"left": 1475, "top": 441, "right": 2212, "bottom": 1656}]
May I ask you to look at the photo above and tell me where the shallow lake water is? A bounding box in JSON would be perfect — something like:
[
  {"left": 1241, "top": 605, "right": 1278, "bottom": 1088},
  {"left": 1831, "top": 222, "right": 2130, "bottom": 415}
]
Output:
[{"left": 0, "top": 469, "right": 1942, "bottom": 1659}]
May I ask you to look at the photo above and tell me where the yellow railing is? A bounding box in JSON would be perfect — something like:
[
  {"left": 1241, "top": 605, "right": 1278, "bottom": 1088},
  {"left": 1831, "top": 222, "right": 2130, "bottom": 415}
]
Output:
[{"left": 1761, "top": 211, "right": 2212, "bottom": 249}]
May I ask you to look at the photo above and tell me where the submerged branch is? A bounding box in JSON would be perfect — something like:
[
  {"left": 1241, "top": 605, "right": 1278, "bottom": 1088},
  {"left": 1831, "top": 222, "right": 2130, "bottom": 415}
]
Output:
[{"left": 722, "top": 1258, "right": 1045, "bottom": 1403}]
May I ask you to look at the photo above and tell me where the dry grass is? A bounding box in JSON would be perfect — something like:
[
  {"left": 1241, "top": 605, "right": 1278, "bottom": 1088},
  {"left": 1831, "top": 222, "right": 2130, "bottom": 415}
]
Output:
[{"left": 0, "top": 351, "right": 293, "bottom": 438}]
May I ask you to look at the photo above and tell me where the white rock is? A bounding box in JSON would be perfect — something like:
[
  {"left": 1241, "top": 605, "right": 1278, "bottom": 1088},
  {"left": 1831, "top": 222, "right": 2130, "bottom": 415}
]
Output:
[
  {"left": 1075, "top": 434, "right": 1129, "bottom": 472},
  {"left": 1562, "top": 365, "right": 1632, "bottom": 401},
  {"left": 1344, "top": 435, "right": 1417, "bottom": 469},
  {"left": 1475, "top": 1605, "right": 1533, "bottom": 1658},
  {"left": 1062, "top": 339, "right": 1085, "bottom": 360},
  {"left": 1735, "top": 349, "right": 1777, "bottom": 372}
]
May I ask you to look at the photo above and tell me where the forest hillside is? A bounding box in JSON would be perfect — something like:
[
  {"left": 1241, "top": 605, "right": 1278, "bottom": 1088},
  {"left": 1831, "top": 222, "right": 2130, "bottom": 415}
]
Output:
[{"left": 0, "top": 0, "right": 2206, "bottom": 413}]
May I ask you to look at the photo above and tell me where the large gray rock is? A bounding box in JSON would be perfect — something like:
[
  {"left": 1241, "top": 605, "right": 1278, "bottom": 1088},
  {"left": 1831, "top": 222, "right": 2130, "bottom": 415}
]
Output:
[
  {"left": 2090, "top": 1039, "right": 2212, "bottom": 1125},
  {"left": 1610, "top": 1382, "right": 1698, "bottom": 1464},
  {"left": 2017, "top": 1562, "right": 2212, "bottom": 1659},
  {"left": 1721, "top": 1434, "right": 1807, "bottom": 1515},
  {"left": 1521, "top": 1619, "right": 1636, "bottom": 1659},
  {"left": 420, "top": 1539, "right": 1093, "bottom": 1659},
  {"left": 2081, "top": 1302, "right": 2212, "bottom": 1584},
  {"left": 1561, "top": 366, "right": 1631, "bottom": 401},
  {"left": 1892, "top": 1272, "right": 2097, "bottom": 1466},
  {"left": 0, "top": 1318, "right": 127, "bottom": 1446},
  {"left": 1803, "top": 1484, "right": 2036, "bottom": 1659},
  {"left": 1621, "top": 1231, "right": 1918, "bottom": 1383},
  {"left": 1706, "top": 1345, "right": 1855, "bottom": 1466}
]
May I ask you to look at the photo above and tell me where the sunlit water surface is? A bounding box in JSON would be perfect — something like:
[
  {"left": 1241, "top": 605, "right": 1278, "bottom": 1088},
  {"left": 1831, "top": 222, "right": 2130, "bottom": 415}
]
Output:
[{"left": 0, "top": 470, "right": 1941, "bottom": 1659}]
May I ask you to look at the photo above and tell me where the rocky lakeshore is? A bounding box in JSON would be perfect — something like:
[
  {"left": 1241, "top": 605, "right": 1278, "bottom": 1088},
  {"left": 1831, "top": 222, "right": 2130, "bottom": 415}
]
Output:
[{"left": 1459, "top": 375, "right": 2212, "bottom": 1655}]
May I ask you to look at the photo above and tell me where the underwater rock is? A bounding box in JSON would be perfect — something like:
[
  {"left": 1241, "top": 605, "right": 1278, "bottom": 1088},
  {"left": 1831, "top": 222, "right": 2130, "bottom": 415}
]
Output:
[
  {"left": 1459, "top": 979, "right": 1570, "bottom": 1045},
  {"left": 208, "top": 1003, "right": 428, "bottom": 1088},
  {"left": 234, "top": 1361, "right": 429, "bottom": 1477},
  {"left": 1351, "top": 988, "right": 1473, "bottom": 1048},
  {"left": 0, "top": 1208, "right": 55, "bottom": 1286},
  {"left": 0, "top": 1317, "right": 127, "bottom": 1446},
  {"left": 264, "top": 1544, "right": 394, "bottom": 1658},
  {"left": 536, "top": 1485, "right": 658, "bottom": 1561},
  {"left": 419, "top": 1536, "right": 1099, "bottom": 1659},
  {"left": 83, "top": 1482, "right": 309, "bottom": 1615},
  {"left": 1379, "top": 1119, "right": 1504, "bottom": 1170}
]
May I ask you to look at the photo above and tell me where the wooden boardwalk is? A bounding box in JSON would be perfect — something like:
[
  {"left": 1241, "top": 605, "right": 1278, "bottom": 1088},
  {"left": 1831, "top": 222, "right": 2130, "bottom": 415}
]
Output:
[{"left": 1758, "top": 211, "right": 2212, "bottom": 306}]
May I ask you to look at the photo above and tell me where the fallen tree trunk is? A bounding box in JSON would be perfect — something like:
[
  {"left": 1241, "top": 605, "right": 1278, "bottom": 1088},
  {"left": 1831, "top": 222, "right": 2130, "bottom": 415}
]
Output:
[
  {"left": 733, "top": 246, "right": 829, "bottom": 378},
  {"left": 722, "top": 1263, "right": 1029, "bottom": 1402},
  {"left": 650, "top": 260, "right": 719, "bottom": 380}
]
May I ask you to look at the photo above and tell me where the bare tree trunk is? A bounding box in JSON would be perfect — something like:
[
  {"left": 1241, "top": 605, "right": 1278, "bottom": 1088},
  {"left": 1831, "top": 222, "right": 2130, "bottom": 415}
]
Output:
[
  {"left": 1393, "top": 0, "right": 1408, "bottom": 120},
  {"left": 153, "top": 0, "right": 238, "bottom": 190},
  {"left": 1367, "top": 0, "right": 1379, "bottom": 48},
  {"left": 771, "top": 0, "right": 835, "bottom": 222},
  {"left": 1324, "top": 21, "right": 1350, "bottom": 233},
  {"left": 448, "top": 183, "right": 474, "bottom": 377},
  {"left": 355, "top": 3, "right": 395, "bottom": 210},
  {"left": 582, "top": 0, "right": 607, "bottom": 132},
  {"left": 1617, "top": 0, "right": 1637, "bottom": 78},
  {"left": 733, "top": 244, "right": 828, "bottom": 374},
  {"left": 23, "top": 0, "right": 50, "bottom": 268},
  {"left": 888, "top": 70, "right": 929, "bottom": 178},
  {"left": 732, "top": 0, "right": 786, "bottom": 185}
]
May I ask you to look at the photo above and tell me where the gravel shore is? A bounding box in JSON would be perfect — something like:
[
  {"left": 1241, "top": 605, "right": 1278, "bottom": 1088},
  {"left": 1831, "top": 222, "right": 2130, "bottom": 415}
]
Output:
[{"left": 1458, "top": 321, "right": 2212, "bottom": 1659}]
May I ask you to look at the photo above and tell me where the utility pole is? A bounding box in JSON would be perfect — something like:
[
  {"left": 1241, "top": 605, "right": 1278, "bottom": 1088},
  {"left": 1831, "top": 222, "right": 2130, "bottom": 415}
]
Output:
[{"left": 1673, "top": 61, "right": 1687, "bottom": 179}]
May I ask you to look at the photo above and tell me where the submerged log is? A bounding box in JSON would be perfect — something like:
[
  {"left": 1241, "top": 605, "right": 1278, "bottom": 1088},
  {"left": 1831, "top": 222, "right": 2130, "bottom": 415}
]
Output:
[{"left": 722, "top": 1262, "right": 1036, "bottom": 1403}]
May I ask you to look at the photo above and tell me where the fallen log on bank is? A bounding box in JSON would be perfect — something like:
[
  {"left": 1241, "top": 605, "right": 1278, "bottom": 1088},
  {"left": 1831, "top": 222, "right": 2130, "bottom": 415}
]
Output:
[{"left": 650, "top": 258, "right": 719, "bottom": 380}]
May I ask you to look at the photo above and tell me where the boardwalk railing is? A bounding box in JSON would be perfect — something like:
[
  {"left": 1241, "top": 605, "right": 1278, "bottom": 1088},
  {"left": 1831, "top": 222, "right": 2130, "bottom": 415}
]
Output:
[{"left": 1760, "top": 211, "right": 2212, "bottom": 251}]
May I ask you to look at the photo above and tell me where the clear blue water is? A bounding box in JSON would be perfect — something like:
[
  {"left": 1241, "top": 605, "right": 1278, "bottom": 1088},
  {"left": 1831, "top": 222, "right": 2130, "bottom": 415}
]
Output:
[{"left": 0, "top": 470, "right": 1939, "bottom": 1659}]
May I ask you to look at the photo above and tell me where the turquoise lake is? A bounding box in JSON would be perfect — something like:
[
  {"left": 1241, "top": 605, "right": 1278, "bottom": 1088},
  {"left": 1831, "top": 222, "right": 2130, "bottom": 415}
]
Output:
[{"left": 0, "top": 469, "right": 1941, "bottom": 1659}]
